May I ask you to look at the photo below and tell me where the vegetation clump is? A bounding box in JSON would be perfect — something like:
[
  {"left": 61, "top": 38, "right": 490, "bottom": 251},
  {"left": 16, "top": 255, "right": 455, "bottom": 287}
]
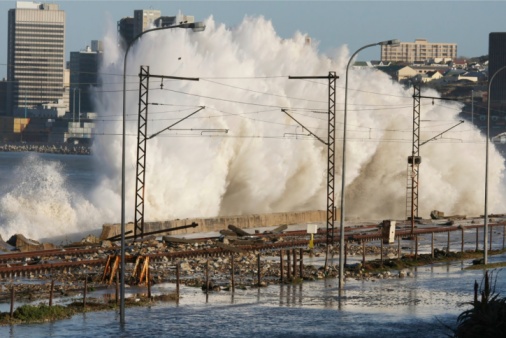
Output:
[
  {"left": 454, "top": 271, "right": 506, "bottom": 338},
  {"left": 0, "top": 304, "right": 75, "bottom": 324}
]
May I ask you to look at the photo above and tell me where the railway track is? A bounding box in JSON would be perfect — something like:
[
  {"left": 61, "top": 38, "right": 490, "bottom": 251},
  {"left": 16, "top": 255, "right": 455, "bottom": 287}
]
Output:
[{"left": 0, "top": 221, "right": 504, "bottom": 279}]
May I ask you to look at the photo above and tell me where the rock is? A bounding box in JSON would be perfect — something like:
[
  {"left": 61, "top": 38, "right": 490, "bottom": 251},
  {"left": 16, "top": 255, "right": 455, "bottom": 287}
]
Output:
[
  {"left": 7, "top": 234, "right": 47, "bottom": 252},
  {"left": 180, "top": 262, "right": 192, "bottom": 272},
  {"left": 472, "top": 258, "right": 484, "bottom": 265},
  {"left": 82, "top": 234, "right": 100, "bottom": 244},
  {"left": 101, "top": 240, "right": 112, "bottom": 248}
]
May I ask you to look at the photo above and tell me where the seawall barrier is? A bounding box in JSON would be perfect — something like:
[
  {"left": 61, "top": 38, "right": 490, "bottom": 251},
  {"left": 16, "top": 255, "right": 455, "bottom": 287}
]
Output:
[{"left": 100, "top": 210, "right": 332, "bottom": 240}]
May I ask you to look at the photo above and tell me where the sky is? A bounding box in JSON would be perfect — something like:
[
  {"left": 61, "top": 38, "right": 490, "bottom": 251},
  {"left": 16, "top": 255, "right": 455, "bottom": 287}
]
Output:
[{"left": 0, "top": 0, "right": 505, "bottom": 79}]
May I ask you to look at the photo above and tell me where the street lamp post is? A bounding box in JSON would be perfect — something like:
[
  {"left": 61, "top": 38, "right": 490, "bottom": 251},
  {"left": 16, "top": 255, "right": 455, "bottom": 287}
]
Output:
[
  {"left": 339, "top": 39, "right": 399, "bottom": 290},
  {"left": 120, "top": 21, "right": 205, "bottom": 324},
  {"left": 484, "top": 65, "right": 506, "bottom": 265}
]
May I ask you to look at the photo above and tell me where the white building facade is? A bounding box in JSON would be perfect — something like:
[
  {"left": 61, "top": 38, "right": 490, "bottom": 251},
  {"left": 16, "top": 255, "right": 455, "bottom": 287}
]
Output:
[
  {"left": 381, "top": 39, "right": 457, "bottom": 63},
  {"left": 7, "top": 1, "right": 65, "bottom": 114}
]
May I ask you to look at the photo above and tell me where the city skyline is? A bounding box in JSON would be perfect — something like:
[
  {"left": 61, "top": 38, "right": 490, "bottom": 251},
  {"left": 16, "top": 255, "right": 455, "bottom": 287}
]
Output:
[{"left": 0, "top": 0, "right": 505, "bottom": 79}]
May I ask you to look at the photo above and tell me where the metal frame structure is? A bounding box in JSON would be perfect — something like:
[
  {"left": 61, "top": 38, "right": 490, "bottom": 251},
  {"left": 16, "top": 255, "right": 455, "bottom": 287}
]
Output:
[
  {"left": 285, "top": 72, "right": 339, "bottom": 269},
  {"left": 407, "top": 84, "right": 464, "bottom": 234},
  {"left": 326, "top": 72, "right": 337, "bottom": 247},
  {"left": 134, "top": 66, "right": 150, "bottom": 239},
  {"left": 133, "top": 67, "right": 200, "bottom": 239},
  {"left": 407, "top": 84, "right": 421, "bottom": 234}
]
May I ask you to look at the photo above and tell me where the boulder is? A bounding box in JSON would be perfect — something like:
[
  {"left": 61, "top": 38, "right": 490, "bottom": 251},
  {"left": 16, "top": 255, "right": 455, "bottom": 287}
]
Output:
[{"left": 7, "top": 234, "right": 54, "bottom": 252}]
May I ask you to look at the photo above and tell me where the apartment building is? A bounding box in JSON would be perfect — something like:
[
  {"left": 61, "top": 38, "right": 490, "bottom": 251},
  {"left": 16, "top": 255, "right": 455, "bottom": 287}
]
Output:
[
  {"left": 7, "top": 1, "right": 65, "bottom": 115},
  {"left": 381, "top": 39, "right": 457, "bottom": 63}
]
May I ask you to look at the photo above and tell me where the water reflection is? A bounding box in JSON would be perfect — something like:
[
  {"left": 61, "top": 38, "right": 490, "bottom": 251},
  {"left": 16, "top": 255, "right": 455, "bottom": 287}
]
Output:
[{"left": 3, "top": 256, "right": 506, "bottom": 338}]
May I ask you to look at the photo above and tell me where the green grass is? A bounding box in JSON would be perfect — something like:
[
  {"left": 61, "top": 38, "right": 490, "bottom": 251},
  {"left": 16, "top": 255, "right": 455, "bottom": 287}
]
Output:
[
  {"left": 0, "top": 293, "right": 178, "bottom": 326},
  {"left": 0, "top": 304, "right": 75, "bottom": 324}
]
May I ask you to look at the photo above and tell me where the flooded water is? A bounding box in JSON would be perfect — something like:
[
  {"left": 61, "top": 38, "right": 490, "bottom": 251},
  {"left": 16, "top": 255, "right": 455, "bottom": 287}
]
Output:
[{"left": 2, "top": 257, "right": 505, "bottom": 338}]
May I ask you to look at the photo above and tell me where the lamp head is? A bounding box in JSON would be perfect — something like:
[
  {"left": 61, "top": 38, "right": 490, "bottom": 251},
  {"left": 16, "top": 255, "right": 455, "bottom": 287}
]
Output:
[
  {"left": 189, "top": 21, "right": 206, "bottom": 32},
  {"left": 379, "top": 39, "right": 400, "bottom": 47}
]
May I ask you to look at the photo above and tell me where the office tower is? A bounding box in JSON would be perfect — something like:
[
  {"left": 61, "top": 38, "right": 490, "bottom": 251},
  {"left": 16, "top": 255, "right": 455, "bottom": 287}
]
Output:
[
  {"left": 118, "top": 17, "right": 134, "bottom": 48},
  {"left": 69, "top": 41, "right": 103, "bottom": 115},
  {"left": 118, "top": 9, "right": 194, "bottom": 49},
  {"left": 133, "top": 9, "right": 161, "bottom": 37},
  {"left": 381, "top": 39, "right": 457, "bottom": 63},
  {"left": 7, "top": 1, "right": 65, "bottom": 115}
]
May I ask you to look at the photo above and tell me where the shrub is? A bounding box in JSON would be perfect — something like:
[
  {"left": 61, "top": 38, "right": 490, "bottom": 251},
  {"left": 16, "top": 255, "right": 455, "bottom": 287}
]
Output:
[
  {"left": 454, "top": 271, "right": 506, "bottom": 337},
  {"left": 13, "top": 304, "right": 73, "bottom": 322}
]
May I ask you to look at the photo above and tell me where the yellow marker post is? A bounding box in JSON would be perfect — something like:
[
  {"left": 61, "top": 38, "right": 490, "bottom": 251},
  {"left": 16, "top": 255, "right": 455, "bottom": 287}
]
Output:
[{"left": 307, "top": 224, "right": 318, "bottom": 249}]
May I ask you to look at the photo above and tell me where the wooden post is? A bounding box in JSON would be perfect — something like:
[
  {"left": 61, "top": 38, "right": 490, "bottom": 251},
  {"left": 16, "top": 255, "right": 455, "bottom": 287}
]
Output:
[
  {"left": 257, "top": 253, "right": 261, "bottom": 287},
  {"left": 83, "top": 276, "right": 87, "bottom": 309},
  {"left": 431, "top": 233, "right": 435, "bottom": 259},
  {"left": 176, "top": 263, "right": 180, "bottom": 296},
  {"left": 476, "top": 226, "right": 479, "bottom": 252},
  {"left": 115, "top": 270, "right": 119, "bottom": 306},
  {"left": 147, "top": 266, "right": 151, "bottom": 299},
  {"left": 344, "top": 239, "right": 348, "bottom": 266},
  {"left": 292, "top": 249, "right": 297, "bottom": 278},
  {"left": 206, "top": 259, "right": 210, "bottom": 293},
  {"left": 490, "top": 225, "right": 493, "bottom": 251},
  {"left": 362, "top": 241, "right": 366, "bottom": 265},
  {"left": 230, "top": 255, "right": 235, "bottom": 292},
  {"left": 447, "top": 231, "right": 450, "bottom": 253},
  {"left": 279, "top": 250, "right": 284, "bottom": 282},
  {"left": 287, "top": 250, "right": 291, "bottom": 280},
  {"left": 380, "top": 239, "right": 384, "bottom": 265},
  {"left": 461, "top": 228, "right": 465, "bottom": 253},
  {"left": 397, "top": 236, "right": 401, "bottom": 260},
  {"left": 10, "top": 285, "right": 14, "bottom": 318},
  {"left": 503, "top": 225, "right": 505, "bottom": 250},
  {"left": 299, "top": 248, "right": 303, "bottom": 278},
  {"left": 415, "top": 235, "right": 418, "bottom": 260},
  {"left": 49, "top": 279, "right": 54, "bottom": 307}
]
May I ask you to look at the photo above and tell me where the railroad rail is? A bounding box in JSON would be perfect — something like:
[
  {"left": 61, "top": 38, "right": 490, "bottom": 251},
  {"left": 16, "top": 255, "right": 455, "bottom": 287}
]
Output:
[{"left": 0, "top": 221, "right": 504, "bottom": 279}]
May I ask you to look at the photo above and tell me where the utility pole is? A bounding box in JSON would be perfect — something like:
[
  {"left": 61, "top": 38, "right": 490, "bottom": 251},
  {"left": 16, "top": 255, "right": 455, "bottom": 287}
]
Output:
[
  {"left": 286, "top": 72, "right": 339, "bottom": 271},
  {"left": 408, "top": 84, "right": 464, "bottom": 234},
  {"left": 134, "top": 66, "right": 199, "bottom": 239},
  {"left": 408, "top": 84, "right": 421, "bottom": 235},
  {"left": 134, "top": 66, "right": 223, "bottom": 240}
]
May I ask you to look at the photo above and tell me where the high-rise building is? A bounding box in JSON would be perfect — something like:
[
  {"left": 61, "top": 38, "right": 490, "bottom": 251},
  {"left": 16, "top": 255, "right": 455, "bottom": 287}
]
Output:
[
  {"left": 118, "top": 9, "right": 194, "bottom": 48},
  {"left": 69, "top": 41, "right": 103, "bottom": 115},
  {"left": 381, "top": 39, "right": 457, "bottom": 63},
  {"left": 133, "top": 9, "right": 161, "bottom": 37},
  {"left": 489, "top": 33, "right": 506, "bottom": 105},
  {"left": 118, "top": 17, "right": 134, "bottom": 48},
  {"left": 7, "top": 1, "right": 65, "bottom": 116}
]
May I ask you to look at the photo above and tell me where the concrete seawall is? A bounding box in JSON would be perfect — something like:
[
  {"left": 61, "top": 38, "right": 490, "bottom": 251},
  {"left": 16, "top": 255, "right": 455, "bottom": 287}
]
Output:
[{"left": 100, "top": 210, "right": 332, "bottom": 240}]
